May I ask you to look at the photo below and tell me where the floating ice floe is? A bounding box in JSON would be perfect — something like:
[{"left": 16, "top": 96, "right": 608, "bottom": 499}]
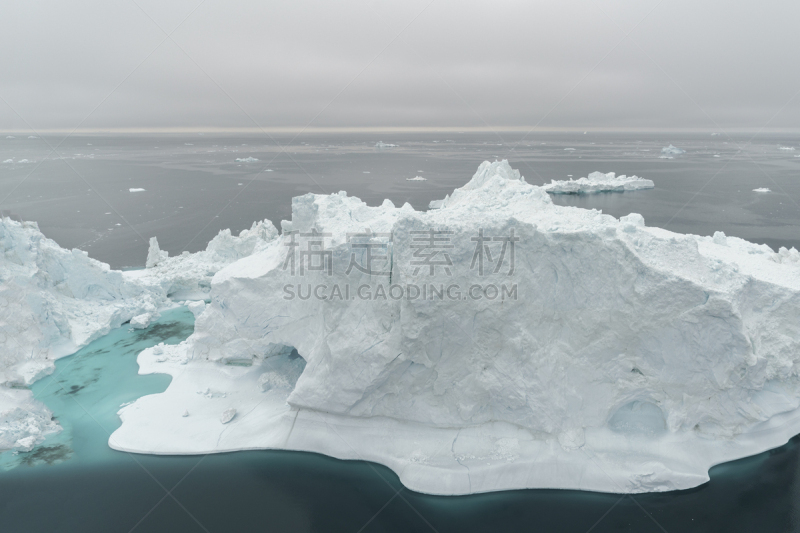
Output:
[
  {"left": 753, "top": 188, "right": 771, "bottom": 193},
  {"left": 17, "top": 159, "right": 29, "bottom": 163},
  {"left": 375, "top": 141, "right": 398, "bottom": 148},
  {"left": 2, "top": 159, "right": 12, "bottom": 163},
  {"left": 564, "top": 148, "right": 576, "bottom": 151},
  {"left": 778, "top": 146, "right": 795, "bottom": 151},
  {"left": 543, "top": 171, "right": 654, "bottom": 194},
  {"left": 129, "top": 188, "right": 146, "bottom": 192},
  {"left": 407, "top": 176, "right": 426, "bottom": 181},
  {"left": 235, "top": 157, "right": 259, "bottom": 162}
]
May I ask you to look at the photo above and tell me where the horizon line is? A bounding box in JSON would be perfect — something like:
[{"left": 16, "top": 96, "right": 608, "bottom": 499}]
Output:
[{"left": 2, "top": 126, "right": 800, "bottom": 135}]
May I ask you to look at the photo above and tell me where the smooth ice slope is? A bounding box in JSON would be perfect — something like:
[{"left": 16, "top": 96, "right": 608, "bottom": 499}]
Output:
[
  {"left": 543, "top": 171, "right": 654, "bottom": 194},
  {"left": 111, "top": 160, "right": 800, "bottom": 495}
]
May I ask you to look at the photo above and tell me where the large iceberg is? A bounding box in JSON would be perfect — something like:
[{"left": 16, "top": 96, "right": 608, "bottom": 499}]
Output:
[
  {"left": 543, "top": 171, "right": 654, "bottom": 194},
  {"left": 105, "top": 160, "right": 800, "bottom": 495}
]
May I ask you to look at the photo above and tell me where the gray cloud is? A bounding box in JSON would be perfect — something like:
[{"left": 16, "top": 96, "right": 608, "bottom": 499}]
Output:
[{"left": 1, "top": 0, "right": 798, "bottom": 130}]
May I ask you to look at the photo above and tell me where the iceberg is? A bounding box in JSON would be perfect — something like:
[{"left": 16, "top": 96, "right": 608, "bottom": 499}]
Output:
[
  {"left": 407, "top": 176, "right": 427, "bottom": 181},
  {"left": 235, "top": 157, "right": 259, "bottom": 162},
  {"left": 375, "top": 141, "right": 398, "bottom": 148},
  {"left": 660, "top": 145, "right": 686, "bottom": 158},
  {"left": 129, "top": 188, "right": 145, "bottom": 192},
  {"left": 101, "top": 160, "right": 800, "bottom": 495},
  {"left": 661, "top": 144, "right": 685, "bottom": 155},
  {"left": 753, "top": 188, "right": 771, "bottom": 193},
  {"left": 543, "top": 171, "right": 654, "bottom": 194},
  {"left": 778, "top": 146, "right": 795, "bottom": 151}
]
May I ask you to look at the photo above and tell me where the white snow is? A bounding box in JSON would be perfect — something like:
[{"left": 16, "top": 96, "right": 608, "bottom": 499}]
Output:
[
  {"left": 543, "top": 171, "right": 654, "bottom": 194},
  {"left": 235, "top": 157, "right": 259, "bottom": 162},
  {"left": 129, "top": 188, "right": 146, "bottom": 192},
  {"left": 753, "top": 188, "right": 771, "bottom": 193},
  {"left": 106, "top": 160, "right": 800, "bottom": 495},
  {"left": 407, "top": 176, "right": 427, "bottom": 181}
]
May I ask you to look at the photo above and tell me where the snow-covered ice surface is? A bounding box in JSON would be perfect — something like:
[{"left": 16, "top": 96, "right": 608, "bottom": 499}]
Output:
[
  {"left": 543, "top": 171, "right": 654, "bottom": 194},
  {"left": 106, "top": 160, "right": 800, "bottom": 495}
]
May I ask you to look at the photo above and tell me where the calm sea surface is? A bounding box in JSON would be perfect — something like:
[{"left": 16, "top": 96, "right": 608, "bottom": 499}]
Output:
[{"left": 1, "top": 132, "right": 800, "bottom": 532}]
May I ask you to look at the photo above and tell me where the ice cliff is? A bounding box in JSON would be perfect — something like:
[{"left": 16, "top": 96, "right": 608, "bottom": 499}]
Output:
[
  {"left": 105, "top": 160, "right": 800, "bottom": 495},
  {"left": 543, "top": 171, "right": 654, "bottom": 194}
]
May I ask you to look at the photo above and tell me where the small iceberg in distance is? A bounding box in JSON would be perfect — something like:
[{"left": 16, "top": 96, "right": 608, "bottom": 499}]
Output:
[
  {"left": 375, "top": 141, "right": 398, "bottom": 148},
  {"left": 753, "top": 188, "right": 771, "bottom": 193},
  {"left": 407, "top": 176, "right": 426, "bottom": 181},
  {"left": 660, "top": 144, "right": 685, "bottom": 158},
  {"left": 235, "top": 157, "right": 259, "bottom": 162},
  {"left": 778, "top": 146, "right": 795, "bottom": 151},
  {"left": 129, "top": 188, "right": 146, "bottom": 192},
  {"left": 543, "top": 171, "right": 654, "bottom": 194}
]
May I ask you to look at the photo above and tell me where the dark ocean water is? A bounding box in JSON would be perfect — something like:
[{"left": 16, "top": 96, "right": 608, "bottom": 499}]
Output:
[{"left": 2, "top": 132, "right": 800, "bottom": 532}]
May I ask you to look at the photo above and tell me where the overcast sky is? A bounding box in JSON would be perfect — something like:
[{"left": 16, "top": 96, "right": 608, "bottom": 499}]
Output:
[{"left": 1, "top": 0, "right": 798, "bottom": 131}]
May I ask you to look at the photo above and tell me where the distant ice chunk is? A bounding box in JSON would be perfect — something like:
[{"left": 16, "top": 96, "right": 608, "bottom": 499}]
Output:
[
  {"left": 563, "top": 147, "right": 575, "bottom": 151},
  {"left": 27, "top": 136, "right": 37, "bottom": 139},
  {"left": 235, "top": 157, "right": 259, "bottom": 162},
  {"left": 407, "top": 176, "right": 427, "bottom": 181},
  {"left": 129, "top": 188, "right": 145, "bottom": 192},
  {"left": 2, "top": 159, "right": 11, "bottom": 163},
  {"left": 375, "top": 141, "right": 398, "bottom": 148},
  {"left": 5, "top": 136, "right": 14, "bottom": 139},
  {"left": 661, "top": 145, "right": 685, "bottom": 156},
  {"left": 17, "top": 159, "right": 29, "bottom": 163},
  {"left": 753, "top": 188, "right": 771, "bottom": 193},
  {"left": 543, "top": 171, "right": 654, "bottom": 194},
  {"left": 778, "top": 146, "right": 795, "bottom": 151}
]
